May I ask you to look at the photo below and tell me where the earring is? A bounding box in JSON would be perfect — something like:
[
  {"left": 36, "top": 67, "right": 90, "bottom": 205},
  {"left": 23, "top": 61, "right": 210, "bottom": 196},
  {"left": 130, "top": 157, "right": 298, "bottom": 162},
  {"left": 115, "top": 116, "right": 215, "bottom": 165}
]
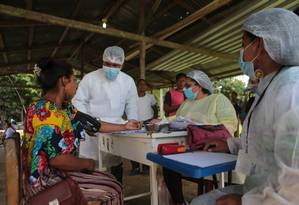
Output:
[{"left": 255, "top": 69, "right": 264, "bottom": 79}]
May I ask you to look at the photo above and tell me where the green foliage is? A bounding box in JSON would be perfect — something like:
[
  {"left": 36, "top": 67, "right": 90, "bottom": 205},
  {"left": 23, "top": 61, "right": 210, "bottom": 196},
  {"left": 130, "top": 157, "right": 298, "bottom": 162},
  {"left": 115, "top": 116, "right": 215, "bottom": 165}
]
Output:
[
  {"left": 0, "top": 74, "right": 41, "bottom": 121},
  {"left": 214, "top": 78, "right": 246, "bottom": 101}
]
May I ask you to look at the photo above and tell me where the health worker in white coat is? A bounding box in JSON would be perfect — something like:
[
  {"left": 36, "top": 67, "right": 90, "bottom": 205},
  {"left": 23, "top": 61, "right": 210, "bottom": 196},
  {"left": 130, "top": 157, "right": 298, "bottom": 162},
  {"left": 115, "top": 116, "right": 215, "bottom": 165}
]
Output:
[
  {"left": 190, "top": 8, "right": 299, "bottom": 205},
  {"left": 72, "top": 46, "right": 139, "bottom": 183}
]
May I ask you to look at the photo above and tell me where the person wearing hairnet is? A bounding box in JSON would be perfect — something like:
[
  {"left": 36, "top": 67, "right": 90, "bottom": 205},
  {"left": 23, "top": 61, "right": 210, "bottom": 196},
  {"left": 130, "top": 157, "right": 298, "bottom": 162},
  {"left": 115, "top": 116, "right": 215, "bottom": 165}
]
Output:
[
  {"left": 163, "top": 70, "right": 238, "bottom": 205},
  {"left": 72, "top": 46, "right": 139, "bottom": 183},
  {"left": 190, "top": 8, "right": 299, "bottom": 205}
]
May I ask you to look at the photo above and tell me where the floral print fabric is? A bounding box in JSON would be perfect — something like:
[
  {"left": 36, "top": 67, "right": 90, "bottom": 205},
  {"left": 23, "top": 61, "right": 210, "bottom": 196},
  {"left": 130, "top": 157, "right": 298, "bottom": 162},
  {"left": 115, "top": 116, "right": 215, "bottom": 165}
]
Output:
[{"left": 23, "top": 100, "right": 85, "bottom": 190}]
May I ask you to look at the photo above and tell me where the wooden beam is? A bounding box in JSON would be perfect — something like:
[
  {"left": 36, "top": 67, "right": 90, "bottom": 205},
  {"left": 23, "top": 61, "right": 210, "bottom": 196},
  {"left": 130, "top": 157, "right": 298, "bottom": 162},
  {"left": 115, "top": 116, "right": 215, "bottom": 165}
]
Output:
[
  {"left": 102, "top": 0, "right": 128, "bottom": 20},
  {"left": 69, "top": 33, "right": 94, "bottom": 60},
  {"left": 150, "top": 71, "right": 175, "bottom": 83},
  {"left": 26, "top": 0, "right": 33, "bottom": 70},
  {"left": 27, "top": 27, "right": 34, "bottom": 69},
  {"left": 210, "top": 68, "right": 241, "bottom": 78},
  {"left": 0, "top": 41, "right": 79, "bottom": 54},
  {"left": 0, "top": 4, "right": 235, "bottom": 61},
  {"left": 174, "top": 0, "right": 196, "bottom": 12},
  {"left": 0, "top": 58, "right": 66, "bottom": 75},
  {"left": 147, "top": 1, "right": 177, "bottom": 25},
  {"left": 0, "top": 20, "right": 46, "bottom": 27},
  {"left": 0, "top": 19, "right": 116, "bottom": 27},
  {"left": 125, "top": 0, "right": 233, "bottom": 61},
  {"left": 200, "top": 63, "right": 238, "bottom": 74},
  {"left": 50, "top": 0, "right": 83, "bottom": 58},
  {"left": 69, "top": 0, "right": 128, "bottom": 60},
  {"left": 152, "top": 0, "right": 161, "bottom": 13},
  {"left": 139, "top": 0, "right": 146, "bottom": 79},
  {"left": 80, "top": 45, "right": 84, "bottom": 79},
  {"left": 0, "top": 33, "right": 8, "bottom": 63},
  {"left": 210, "top": 69, "right": 242, "bottom": 79}
]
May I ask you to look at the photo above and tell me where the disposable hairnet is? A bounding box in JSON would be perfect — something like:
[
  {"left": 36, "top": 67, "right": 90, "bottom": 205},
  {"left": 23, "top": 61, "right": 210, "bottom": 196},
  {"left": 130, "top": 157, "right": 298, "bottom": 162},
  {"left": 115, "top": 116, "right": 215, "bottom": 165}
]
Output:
[
  {"left": 243, "top": 8, "right": 299, "bottom": 66},
  {"left": 102, "top": 46, "right": 125, "bottom": 65},
  {"left": 186, "top": 70, "right": 213, "bottom": 93}
]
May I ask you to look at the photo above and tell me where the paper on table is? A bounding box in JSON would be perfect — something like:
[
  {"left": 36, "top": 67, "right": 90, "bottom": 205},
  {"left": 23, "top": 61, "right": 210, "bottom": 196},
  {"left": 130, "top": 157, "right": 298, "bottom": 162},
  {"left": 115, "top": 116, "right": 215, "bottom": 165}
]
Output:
[
  {"left": 163, "top": 151, "right": 237, "bottom": 168},
  {"left": 111, "top": 128, "right": 147, "bottom": 134}
]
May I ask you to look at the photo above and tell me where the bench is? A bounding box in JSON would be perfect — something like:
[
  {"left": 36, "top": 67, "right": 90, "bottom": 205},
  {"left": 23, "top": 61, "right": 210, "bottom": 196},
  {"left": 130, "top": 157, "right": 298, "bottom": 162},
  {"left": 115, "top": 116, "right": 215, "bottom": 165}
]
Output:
[{"left": 4, "top": 133, "right": 102, "bottom": 205}]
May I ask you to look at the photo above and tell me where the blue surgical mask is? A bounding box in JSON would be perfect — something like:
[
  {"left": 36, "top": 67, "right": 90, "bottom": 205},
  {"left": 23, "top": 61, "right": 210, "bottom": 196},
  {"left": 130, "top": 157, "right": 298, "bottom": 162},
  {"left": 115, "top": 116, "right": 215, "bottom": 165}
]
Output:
[
  {"left": 239, "top": 41, "right": 260, "bottom": 81},
  {"left": 103, "top": 66, "right": 120, "bottom": 80},
  {"left": 239, "top": 49, "right": 256, "bottom": 81},
  {"left": 183, "top": 87, "right": 198, "bottom": 100}
]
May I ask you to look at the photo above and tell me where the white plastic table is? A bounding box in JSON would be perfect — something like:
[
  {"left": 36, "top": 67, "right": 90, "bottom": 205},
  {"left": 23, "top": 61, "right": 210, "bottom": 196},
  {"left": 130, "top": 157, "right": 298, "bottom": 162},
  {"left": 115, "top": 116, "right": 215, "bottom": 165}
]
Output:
[{"left": 98, "top": 131, "right": 187, "bottom": 205}]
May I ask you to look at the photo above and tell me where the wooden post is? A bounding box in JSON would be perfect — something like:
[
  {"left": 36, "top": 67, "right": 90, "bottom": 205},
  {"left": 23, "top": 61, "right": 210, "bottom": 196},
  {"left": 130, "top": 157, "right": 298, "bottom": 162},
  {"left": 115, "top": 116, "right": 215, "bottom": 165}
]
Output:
[
  {"left": 80, "top": 45, "right": 84, "bottom": 79},
  {"left": 125, "top": 0, "right": 233, "bottom": 61},
  {"left": 139, "top": 0, "right": 146, "bottom": 80},
  {"left": 140, "top": 41, "right": 146, "bottom": 79}
]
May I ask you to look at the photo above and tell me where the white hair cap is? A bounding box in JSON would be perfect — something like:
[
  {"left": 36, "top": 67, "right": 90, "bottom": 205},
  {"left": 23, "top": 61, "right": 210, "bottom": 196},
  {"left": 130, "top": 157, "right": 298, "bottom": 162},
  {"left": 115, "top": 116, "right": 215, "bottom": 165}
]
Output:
[
  {"left": 103, "top": 46, "right": 125, "bottom": 65},
  {"left": 243, "top": 8, "right": 299, "bottom": 66},
  {"left": 187, "top": 70, "right": 213, "bottom": 93}
]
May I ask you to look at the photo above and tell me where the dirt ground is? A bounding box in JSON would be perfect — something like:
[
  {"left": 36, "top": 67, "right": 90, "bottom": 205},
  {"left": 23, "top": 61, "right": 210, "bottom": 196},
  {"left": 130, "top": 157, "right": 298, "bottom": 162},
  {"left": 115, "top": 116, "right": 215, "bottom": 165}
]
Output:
[
  {"left": 122, "top": 159, "right": 198, "bottom": 205},
  {"left": 0, "top": 147, "right": 198, "bottom": 205}
]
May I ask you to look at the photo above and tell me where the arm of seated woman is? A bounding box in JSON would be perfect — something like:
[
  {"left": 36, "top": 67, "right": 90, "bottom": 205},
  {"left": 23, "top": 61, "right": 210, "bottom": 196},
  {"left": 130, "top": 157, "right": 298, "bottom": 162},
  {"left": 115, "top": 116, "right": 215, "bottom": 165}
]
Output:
[
  {"left": 49, "top": 154, "right": 95, "bottom": 171},
  {"left": 88, "top": 120, "right": 141, "bottom": 135}
]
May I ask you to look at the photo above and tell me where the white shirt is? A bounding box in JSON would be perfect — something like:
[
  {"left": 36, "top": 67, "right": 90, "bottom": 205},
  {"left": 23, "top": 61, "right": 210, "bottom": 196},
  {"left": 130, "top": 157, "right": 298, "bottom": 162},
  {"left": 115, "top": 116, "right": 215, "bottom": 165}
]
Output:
[
  {"left": 72, "top": 69, "right": 138, "bottom": 123},
  {"left": 137, "top": 93, "right": 157, "bottom": 121},
  {"left": 4, "top": 127, "right": 15, "bottom": 139},
  {"left": 227, "top": 66, "right": 299, "bottom": 205},
  {"left": 72, "top": 68, "right": 138, "bottom": 164}
]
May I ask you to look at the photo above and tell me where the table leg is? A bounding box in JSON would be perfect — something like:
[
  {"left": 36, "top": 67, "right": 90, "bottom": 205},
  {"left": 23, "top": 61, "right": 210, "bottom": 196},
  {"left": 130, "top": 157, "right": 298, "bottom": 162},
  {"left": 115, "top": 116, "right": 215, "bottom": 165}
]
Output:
[
  {"left": 150, "top": 163, "right": 158, "bottom": 205},
  {"left": 219, "top": 172, "right": 225, "bottom": 188}
]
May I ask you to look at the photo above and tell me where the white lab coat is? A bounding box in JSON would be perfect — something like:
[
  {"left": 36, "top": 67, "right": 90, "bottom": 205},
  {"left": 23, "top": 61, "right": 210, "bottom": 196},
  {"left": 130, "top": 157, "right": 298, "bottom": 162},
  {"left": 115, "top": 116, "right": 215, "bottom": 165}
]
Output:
[
  {"left": 72, "top": 68, "right": 138, "bottom": 167},
  {"left": 191, "top": 66, "right": 299, "bottom": 205}
]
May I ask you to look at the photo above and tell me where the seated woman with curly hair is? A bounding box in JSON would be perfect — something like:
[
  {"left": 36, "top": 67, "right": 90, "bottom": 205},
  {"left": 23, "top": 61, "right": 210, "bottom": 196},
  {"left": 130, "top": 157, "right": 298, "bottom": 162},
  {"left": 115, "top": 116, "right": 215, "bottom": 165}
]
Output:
[{"left": 22, "top": 59, "right": 140, "bottom": 205}]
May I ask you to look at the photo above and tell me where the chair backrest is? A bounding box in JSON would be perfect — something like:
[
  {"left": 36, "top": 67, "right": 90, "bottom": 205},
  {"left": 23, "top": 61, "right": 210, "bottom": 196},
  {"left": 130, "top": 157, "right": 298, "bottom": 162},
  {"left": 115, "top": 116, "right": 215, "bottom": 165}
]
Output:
[{"left": 5, "top": 132, "right": 21, "bottom": 205}]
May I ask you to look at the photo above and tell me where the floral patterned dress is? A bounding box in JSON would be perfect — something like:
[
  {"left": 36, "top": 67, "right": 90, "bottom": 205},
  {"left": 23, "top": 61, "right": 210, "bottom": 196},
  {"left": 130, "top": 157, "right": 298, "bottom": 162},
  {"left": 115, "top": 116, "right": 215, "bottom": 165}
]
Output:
[
  {"left": 22, "top": 100, "right": 85, "bottom": 195},
  {"left": 22, "top": 100, "right": 123, "bottom": 204}
]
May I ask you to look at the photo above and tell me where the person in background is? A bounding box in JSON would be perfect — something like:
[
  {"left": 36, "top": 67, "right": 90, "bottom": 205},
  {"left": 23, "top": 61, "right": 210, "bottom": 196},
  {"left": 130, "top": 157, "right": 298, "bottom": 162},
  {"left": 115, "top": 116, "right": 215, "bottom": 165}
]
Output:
[
  {"left": 137, "top": 79, "right": 158, "bottom": 123},
  {"left": 163, "top": 70, "right": 238, "bottom": 205},
  {"left": 191, "top": 8, "right": 299, "bottom": 205},
  {"left": 11, "top": 119, "right": 17, "bottom": 130},
  {"left": 23, "top": 59, "right": 140, "bottom": 204},
  {"left": 1, "top": 120, "right": 16, "bottom": 143},
  {"left": 72, "top": 46, "right": 139, "bottom": 183},
  {"left": 163, "top": 73, "right": 186, "bottom": 117},
  {"left": 130, "top": 79, "right": 158, "bottom": 175},
  {"left": 239, "top": 79, "right": 259, "bottom": 124},
  {"left": 0, "top": 119, "right": 3, "bottom": 130},
  {"left": 230, "top": 91, "right": 241, "bottom": 136},
  {"left": 230, "top": 91, "right": 241, "bottom": 117}
]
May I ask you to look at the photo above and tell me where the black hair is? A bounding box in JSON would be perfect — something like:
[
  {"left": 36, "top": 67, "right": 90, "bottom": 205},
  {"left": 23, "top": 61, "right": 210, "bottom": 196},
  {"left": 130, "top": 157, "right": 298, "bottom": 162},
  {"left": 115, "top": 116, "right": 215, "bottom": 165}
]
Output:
[
  {"left": 244, "top": 31, "right": 258, "bottom": 42},
  {"left": 294, "top": 7, "right": 299, "bottom": 16},
  {"left": 190, "top": 79, "right": 211, "bottom": 95},
  {"left": 36, "top": 58, "right": 73, "bottom": 92},
  {"left": 202, "top": 88, "right": 211, "bottom": 95},
  {"left": 176, "top": 73, "right": 186, "bottom": 81},
  {"left": 5, "top": 120, "right": 11, "bottom": 127},
  {"left": 231, "top": 91, "right": 238, "bottom": 96},
  {"left": 137, "top": 78, "right": 147, "bottom": 85}
]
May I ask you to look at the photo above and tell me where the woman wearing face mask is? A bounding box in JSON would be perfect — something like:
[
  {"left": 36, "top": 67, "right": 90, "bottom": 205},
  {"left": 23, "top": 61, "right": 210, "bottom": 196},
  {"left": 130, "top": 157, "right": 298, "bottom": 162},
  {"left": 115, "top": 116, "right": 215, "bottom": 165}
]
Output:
[
  {"left": 163, "top": 70, "right": 238, "bottom": 205},
  {"left": 190, "top": 8, "right": 299, "bottom": 205},
  {"left": 23, "top": 59, "right": 140, "bottom": 204}
]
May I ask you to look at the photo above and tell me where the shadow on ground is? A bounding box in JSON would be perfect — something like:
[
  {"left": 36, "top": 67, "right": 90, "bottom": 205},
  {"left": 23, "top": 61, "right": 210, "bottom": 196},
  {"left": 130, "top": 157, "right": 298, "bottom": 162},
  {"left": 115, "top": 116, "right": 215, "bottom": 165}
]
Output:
[{"left": 0, "top": 148, "right": 197, "bottom": 205}]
